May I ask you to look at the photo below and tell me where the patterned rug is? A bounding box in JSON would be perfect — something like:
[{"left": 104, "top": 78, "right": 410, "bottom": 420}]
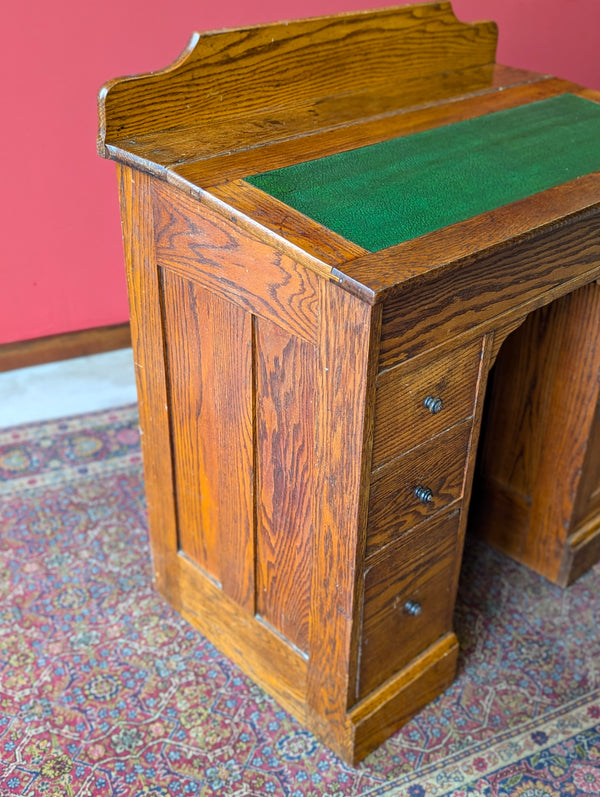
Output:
[{"left": 1, "top": 406, "right": 599, "bottom": 797}]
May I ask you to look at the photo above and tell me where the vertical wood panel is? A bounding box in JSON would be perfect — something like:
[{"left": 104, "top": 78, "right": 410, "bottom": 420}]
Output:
[
  {"left": 308, "top": 281, "right": 381, "bottom": 743},
  {"left": 161, "top": 268, "right": 255, "bottom": 612},
  {"left": 255, "top": 317, "right": 315, "bottom": 653},
  {"left": 215, "top": 304, "right": 255, "bottom": 612},
  {"left": 117, "top": 166, "right": 179, "bottom": 599}
]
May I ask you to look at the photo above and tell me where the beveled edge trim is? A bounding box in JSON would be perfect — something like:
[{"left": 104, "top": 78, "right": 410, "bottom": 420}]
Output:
[
  {"left": 209, "top": 180, "right": 369, "bottom": 268},
  {"left": 346, "top": 170, "right": 600, "bottom": 302}
]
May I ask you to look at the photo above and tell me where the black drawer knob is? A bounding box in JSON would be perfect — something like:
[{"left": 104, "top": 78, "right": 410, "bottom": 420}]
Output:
[
  {"left": 424, "top": 395, "right": 444, "bottom": 414},
  {"left": 404, "top": 599, "right": 422, "bottom": 616},
  {"left": 414, "top": 485, "right": 433, "bottom": 504}
]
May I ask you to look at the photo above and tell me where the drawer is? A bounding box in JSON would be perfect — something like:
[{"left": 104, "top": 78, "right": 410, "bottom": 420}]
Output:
[
  {"left": 358, "top": 508, "right": 460, "bottom": 700},
  {"left": 372, "top": 340, "right": 482, "bottom": 470},
  {"left": 366, "top": 419, "right": 471, "bottom": 556}
]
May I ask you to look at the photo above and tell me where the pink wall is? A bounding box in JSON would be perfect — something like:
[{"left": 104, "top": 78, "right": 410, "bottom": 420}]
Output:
[{"left": 3, "top": 1, "right": 600, "bottom": 345}]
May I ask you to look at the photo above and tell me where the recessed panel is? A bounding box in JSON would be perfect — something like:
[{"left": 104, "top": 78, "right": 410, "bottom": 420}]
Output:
[{"left": 161, "top": 268, "right": 255, "bottom": 611}]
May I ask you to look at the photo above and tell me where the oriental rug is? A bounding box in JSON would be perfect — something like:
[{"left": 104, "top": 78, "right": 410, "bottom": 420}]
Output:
[{"left": 0, "top": 406, "right": 599, "bottom": 797}]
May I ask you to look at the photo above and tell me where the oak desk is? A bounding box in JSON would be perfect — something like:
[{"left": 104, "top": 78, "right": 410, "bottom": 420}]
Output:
[{"left": 98, "top": 3, "right": 600, "bottom": 762}]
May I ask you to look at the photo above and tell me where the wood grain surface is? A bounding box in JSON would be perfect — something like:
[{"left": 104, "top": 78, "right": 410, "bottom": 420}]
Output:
[
  {"left": 117, "top": 166, "right": 179, "bottom": 599},
  {"left": 344, "top": 170, "right": 600, "bottom": 298},
  {"left": 0, "top": 324, "right": 131, "bottom": 373},
  {"left": 571, "top": 401, "right": 600, "bottom": 532},
  {"left": 372, "top": 340, "right": 482, "bottom": 468},
  {"left": 176, "top": 552, "right": 309, "bottom": 725},
  {"left": 98, "top": 3, "right": 497, "bottom": 159},
  {"left": 561, "top": 516, "right": 600, "bottom": 586},
  {"left": 118, "top": 63, "right": 532, "bottom": 171},
  {"left": 255, "top": 317, "right": 315, "bottom": 653},
  {"left": 377, "top": 199, "right": 600, "bottom": 369},
  {"left": 166, "top": 72, "right": 564, "bottom": 190},
  {"left": 360, "top": 508, "right": 460, "bottom": 699},
  {"left": 161, "top": 271, "right": 255, "bottom": 610},
  {"left": 307, "top": 282, "right": 381, "bottom": 737},
  {"left": 209, "top": 180, "right": 368, "bottom": 267},
  {"left": 153, "top": 180, "right": 321, "bottom": 344},
  {"left": 367, "top": 421, "right": 471, "bottom": 555},
  {"left": 348, "top": 632, "right": 458, "bottom": 763}
]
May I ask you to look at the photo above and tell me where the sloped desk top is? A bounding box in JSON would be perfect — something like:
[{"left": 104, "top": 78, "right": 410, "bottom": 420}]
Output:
[{"left": 247, "top": 93, "right": 600, "bottom": 250}]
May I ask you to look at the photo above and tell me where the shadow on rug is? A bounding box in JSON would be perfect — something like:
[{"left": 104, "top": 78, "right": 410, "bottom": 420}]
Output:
[{"left": 1, "top": 406, "right": 599, "bottom": 796}]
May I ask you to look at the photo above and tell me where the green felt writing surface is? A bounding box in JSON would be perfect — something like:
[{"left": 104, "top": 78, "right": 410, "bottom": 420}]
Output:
[{"left": 246, "top": 94, "right": 600, "bottom": 251}]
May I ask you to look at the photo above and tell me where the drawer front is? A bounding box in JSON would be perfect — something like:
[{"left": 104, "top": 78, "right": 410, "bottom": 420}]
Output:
[
  {"left": 372, "top": 340, "right": 482, "bottom": 470},
  {"left": 358, "top": 508, "right": 460, "bottom": 700},
  {"left": 367, "top": 420, "right": 471, "bottom": 556}
]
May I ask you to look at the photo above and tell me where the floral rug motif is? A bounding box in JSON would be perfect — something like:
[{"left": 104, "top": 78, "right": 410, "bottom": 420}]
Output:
[{"left": 0, "top": 406, "right": 599, "bottom": 797}]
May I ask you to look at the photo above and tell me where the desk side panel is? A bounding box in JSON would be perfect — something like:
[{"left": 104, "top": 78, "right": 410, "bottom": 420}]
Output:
[
  {"left": 150, "top": 176, "right": 321, "bottom": 654},
  {"left": 307, "top": 285, "right": 382, "bottom": 739}
]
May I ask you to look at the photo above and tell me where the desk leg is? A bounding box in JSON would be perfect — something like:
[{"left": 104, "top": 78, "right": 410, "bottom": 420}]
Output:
[{"left": 471, "top": 282, "right": 600, "bottom": 586}]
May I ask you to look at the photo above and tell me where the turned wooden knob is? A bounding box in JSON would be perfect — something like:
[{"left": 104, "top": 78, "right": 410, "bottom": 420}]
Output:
[
  {"left": 424, "top": 395, "right": 444, "bottom": 414},
  {"left": 414, "top": 485, "right": 433, "bottom": 504},
  {"left": 404, "top": 599, "right": 422, "bottom": 616}
]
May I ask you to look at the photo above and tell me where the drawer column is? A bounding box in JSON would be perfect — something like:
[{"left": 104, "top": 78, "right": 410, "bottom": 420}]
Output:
[{"left": 346, "top": 332, "right": 494, "bottom": 760}]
